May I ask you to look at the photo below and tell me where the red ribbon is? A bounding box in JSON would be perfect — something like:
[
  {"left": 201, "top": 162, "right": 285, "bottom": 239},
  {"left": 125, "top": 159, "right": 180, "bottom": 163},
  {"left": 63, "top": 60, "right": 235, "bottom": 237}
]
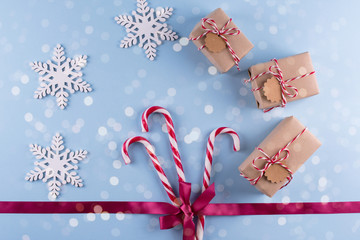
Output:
[
  {"left": 2, "top": 200, "right": 360, "bottom": 215},
  {"left": 2, "top": 198, "right": 360, "bottom": 239},
  {"left": 159, "top": 182, "right": 215, "bottom": 240}
]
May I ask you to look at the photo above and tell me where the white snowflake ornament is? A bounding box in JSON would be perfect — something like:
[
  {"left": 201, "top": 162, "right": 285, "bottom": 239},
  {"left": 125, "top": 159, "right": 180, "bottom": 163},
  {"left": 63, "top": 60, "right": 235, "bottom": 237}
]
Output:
[
  {"left": 30, "top": 44, "right": 92, "bottom": 110},
  {"left": 114, "top": 0, "right": 178, "bottom": 60},
  {"left": 25, "top": 133, "right": 88, "bottom": 199}
]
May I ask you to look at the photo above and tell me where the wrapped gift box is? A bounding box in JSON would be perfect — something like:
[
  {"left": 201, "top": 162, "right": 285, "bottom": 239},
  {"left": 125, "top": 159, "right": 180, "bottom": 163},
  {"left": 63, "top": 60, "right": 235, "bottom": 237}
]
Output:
[
  {"left": 248, "top": 52, "right": 319, "bottom": 110},
  {"left": 239, "top": 116, "right": 321, "bottom": 197},
  {"left": 189, "top": 8, "right": 254, "bottom": 73}
]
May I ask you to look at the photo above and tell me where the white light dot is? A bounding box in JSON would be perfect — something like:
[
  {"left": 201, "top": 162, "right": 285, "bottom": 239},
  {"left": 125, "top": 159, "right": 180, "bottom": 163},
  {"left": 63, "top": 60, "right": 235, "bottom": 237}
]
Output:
[
  {"left": 41, "top": 19, "right": 50, "bottom": 28},
  {"left": 101, "top": 32, "right": 110, "bottom": 40},
  {"left": 198, "top": 81, "right": 207, "bottom": 91},
  {"left": 101, "top": 54, "right": 110, "bottom": 63},
  {"left": 113, "top": 160, "right": 122, "bottom": 169},
  {"left": 11, "top": 86, "right": 20, "bottom": 96},
  {"left": 100, "top": 191, "right": 109, "bottom": 199},
  {"left": 176, "top": 16, "right": 185, "bottom": 24},
  {"left": 98, "top": 126, "right": 107, "bottom": 136},
  {"left": 282, "top": 196, "right": 290, "bottom": 204},
  {"left": 321, "top": 195, "right": 330, "bottom": 203},
  {"left": 113, "top": 123, "right": 122, "bottom": 132},
  {"left": 312, "top": 156, "right": 320, "bottom": 165},
  {"left": 269, "top": 25, "right": 278, "bottom": 34},
  {"left": 86, "top": 213, "right": 96, "bottom": 221},
  {"left": 173, "top": 43, "right": 182, "bottom": 52},
  {"left": 84, "top": 96, "right": 93, "bottom": 106},
  {"left": 213, "top": 81, "right": 222, "bottom": 90},
  {"left": 110, "top": 176, "right": 119, "bottom": 186},
  {"left": 255, "top": 23, "right": 264, "bottom": 31},
  {"left": 318, "top": 177, "right": 327, "bottom": 188},
  {"left": 239, "top": 87, "right": 248, "bottom": 96},
  {"left": 22, "top": 235, "right": 30, "bottom": 240},
  {"left": 111, "top": 228, "right": 121, "bottom": 237},
  {"left": 137, "top": 69, "right": 147, "bottom": 78},
  {"left": 349, "top": 127, "right": 357, "bottom": 136},
  {"left": 192, "top": 7, "right": 200, "bottom": 15},
  {"left": 44, "top": 109, "right": 53, "bottom": 118},
  {"left": 108, "top": 141, "right": 117, "bottom": 151},
  {"left": 101, "top": 212, "right": 110, "bottom": 221},
  {"left": 278, "top": 5, "right": 287, "bottom": 15},
  {"left": 179, "top": 37, "right": 189, "bottom": 46},
  {"left": 24, "top": 113, "right": 33, "bottom": 122},
  {"left": 258, "top": 41, "right": 267, "bottom": 50},
  {"left": 167, "top": 88, "right": 176, "bottom": 97},
  {"left": 278, "top": 217, "right": 286, "bottom": 226},
  {"left": 116, "top": 212, "right": 125, "bottom": 221},
  {"left": 218, "top": 229, "right": 227, "bottom": 238},
  {"left": 144, "top": 190, "right": 152, "bottom": 199},
  {"left": 208, "top": 66, "right": 217, "bottom": 75},
  {"left": 85, "top": 25, "right": 94, "bottom": 34},
  {"left": 204, "top": 105, "right": 213, "bottom": 114},
  {"left": 125, "top": 107, "right": 134, "bottom": 117},
  {"left": 21, "top": 75, "right": 30, "bottom": 84},
  {"left": 69, "top": 218, "right": 78, "bottom": 227}
]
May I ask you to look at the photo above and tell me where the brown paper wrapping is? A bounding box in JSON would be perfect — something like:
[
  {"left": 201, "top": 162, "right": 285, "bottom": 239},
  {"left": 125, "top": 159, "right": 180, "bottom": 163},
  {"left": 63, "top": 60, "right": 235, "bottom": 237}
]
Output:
[
  {"left": 249, "top": 52, "right": 319, "bottom": 109},
  {"left": 238, "top": 116, "right": 321, "bottom": 197},
  {"left": 189, "top": 8, "right": 254, "bottom": 73}
]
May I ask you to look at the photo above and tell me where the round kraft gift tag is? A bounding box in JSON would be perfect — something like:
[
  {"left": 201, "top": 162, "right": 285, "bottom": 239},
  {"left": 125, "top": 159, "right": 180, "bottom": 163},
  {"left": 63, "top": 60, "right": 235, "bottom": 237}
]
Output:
[
  {"left": 264, "top": 164, "right": 289, "bottom": 183},
  {"left": 204, "top": 32, "right": 227, "bottom": 53},
  {"left": 263, "top": 77, "right": 282, "bottom": 103}
]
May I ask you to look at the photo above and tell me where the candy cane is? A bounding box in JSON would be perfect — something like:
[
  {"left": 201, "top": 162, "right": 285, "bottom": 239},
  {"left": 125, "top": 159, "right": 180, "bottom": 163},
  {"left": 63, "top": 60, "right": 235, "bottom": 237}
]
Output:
[
  {"left": 196, "top": 127, "right": 241, "bottom": 240},
  {"left": 122, "top": 136, "right": 179, "bottom": 206},
  {"left": 141, "top": 106, "right": 186, "bottom": 182}
]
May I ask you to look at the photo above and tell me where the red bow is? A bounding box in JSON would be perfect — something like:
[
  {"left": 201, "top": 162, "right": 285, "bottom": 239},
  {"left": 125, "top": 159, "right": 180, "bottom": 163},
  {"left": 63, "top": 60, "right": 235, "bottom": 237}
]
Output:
[{"left": 159, "top": 182, "right": 215, "bottom": 240}]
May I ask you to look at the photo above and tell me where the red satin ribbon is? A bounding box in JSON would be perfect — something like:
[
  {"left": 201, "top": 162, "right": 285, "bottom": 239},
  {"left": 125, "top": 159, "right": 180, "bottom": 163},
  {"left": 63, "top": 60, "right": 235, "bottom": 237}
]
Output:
[
  {"left": 159, "top": 182, "right": 215, "bottom": 240},
  {"left": 1, "top": 193, "right": 360, "bottom": 240},
  {"left": 1, "top": 200, "right": 360, "bottom": 215}
]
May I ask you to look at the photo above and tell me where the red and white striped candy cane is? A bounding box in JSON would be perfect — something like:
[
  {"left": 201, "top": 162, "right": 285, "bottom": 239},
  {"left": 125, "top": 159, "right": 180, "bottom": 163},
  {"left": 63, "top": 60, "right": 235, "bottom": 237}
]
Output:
[
  {"left": 245, "top": 59, "right": 316, "bottom": 112},
  {"left": 141, "top": 106, "right": 186, "bottom": 183},
  {"left": 122, "top": 136, "right": 179, "bottom": 206},
  {"left": 196, "top": 127, "right": 241, "bottom": 240}
]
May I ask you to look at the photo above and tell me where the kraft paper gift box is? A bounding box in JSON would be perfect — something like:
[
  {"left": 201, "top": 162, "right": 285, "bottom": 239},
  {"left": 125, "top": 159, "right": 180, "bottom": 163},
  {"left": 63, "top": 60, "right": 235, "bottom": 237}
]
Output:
[
  {"left": 248, "top": 52, "right": 319, "bottom": 110},
  {"left": 189, "top": 8, "right": 254, "bottom": 73},
  {"left": 238, "top": 116, "right": 321, "bottom": 197}
]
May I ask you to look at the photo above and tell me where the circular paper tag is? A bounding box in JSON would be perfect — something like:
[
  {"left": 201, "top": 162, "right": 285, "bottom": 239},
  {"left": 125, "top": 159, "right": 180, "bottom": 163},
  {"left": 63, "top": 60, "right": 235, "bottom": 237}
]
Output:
[
  {"left": 204, "top": 33, "right": 226, "bottom": 53},
  {"left": 263, "top": 77, "right": 282, "bottom": 103},
  {"left": 264, "top": 164, "right": 289, "bottom": 183}
]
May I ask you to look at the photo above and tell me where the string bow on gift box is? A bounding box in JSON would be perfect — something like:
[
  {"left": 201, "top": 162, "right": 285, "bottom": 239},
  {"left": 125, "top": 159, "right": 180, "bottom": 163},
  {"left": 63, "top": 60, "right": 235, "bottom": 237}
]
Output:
[
  {"left": 245, "top": 58, "right": 316, "bottom": 112},
  {"left": 189, "top": 18, "right": 242, "bottom": 70}
]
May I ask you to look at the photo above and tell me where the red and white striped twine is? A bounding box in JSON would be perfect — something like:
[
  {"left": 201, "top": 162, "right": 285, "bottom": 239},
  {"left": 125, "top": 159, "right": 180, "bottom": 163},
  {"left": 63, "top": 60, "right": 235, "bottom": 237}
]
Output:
[
  {"left": 245, "top": 59, "right": 315, "bottom": 112},
  {"left": 196, "top": 127, "right": 241, "bottom": 240},
  {"left": 240, "top": 127, "right": 307, "bottom": 189},
  {"left": 122, "top": 136, "right": 179, "bottom": 206},
  {"left": 141, "top": 106, "right": 186, "bottom": 183},
  {"left": 189, "top": 18, "right": 242, "bottom": 70}
]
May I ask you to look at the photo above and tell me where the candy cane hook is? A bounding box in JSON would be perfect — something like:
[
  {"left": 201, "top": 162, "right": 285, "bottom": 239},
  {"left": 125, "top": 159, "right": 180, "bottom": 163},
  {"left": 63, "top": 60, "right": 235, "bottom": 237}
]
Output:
[
  {"left": 196, "top": 127, "right": 241, "bottom": 240},
  {"left": 122, "top": 136, "right": 179, "bottom": 206},
  {"left": 141, "top": 106, "right": 186, "bottom": 182}
]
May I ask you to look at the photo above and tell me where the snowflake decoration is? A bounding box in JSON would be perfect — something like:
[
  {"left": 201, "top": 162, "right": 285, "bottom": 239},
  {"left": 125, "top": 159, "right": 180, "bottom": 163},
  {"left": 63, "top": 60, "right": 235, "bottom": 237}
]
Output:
[
  {"left": 30, "top": 44, "right": 92, "bottom": 109},
  {"left": 114, "top": 0, "right": 178, "bottom": 60},
  {"left": 25, "top": 133, "right": 88, "bottom": 199}
]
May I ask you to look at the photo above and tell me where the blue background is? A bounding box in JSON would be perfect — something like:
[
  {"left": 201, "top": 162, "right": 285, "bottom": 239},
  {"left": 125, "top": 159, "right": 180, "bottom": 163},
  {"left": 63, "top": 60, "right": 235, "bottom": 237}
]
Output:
[{"left": 0, "top": 0, "right": 359, "bottom": 239}]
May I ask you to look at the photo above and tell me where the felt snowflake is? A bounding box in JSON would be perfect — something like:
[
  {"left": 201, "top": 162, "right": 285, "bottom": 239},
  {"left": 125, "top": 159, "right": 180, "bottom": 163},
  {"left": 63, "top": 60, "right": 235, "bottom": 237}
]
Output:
[
  {"left": 114, "top": 0, "right": 178, "bottom": 60},
  {"left": 25, "top": 133, "right": 87, "bottom": 199},
  {"left": 30, "top": 44, "right": 92, "bottom": 110}
]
